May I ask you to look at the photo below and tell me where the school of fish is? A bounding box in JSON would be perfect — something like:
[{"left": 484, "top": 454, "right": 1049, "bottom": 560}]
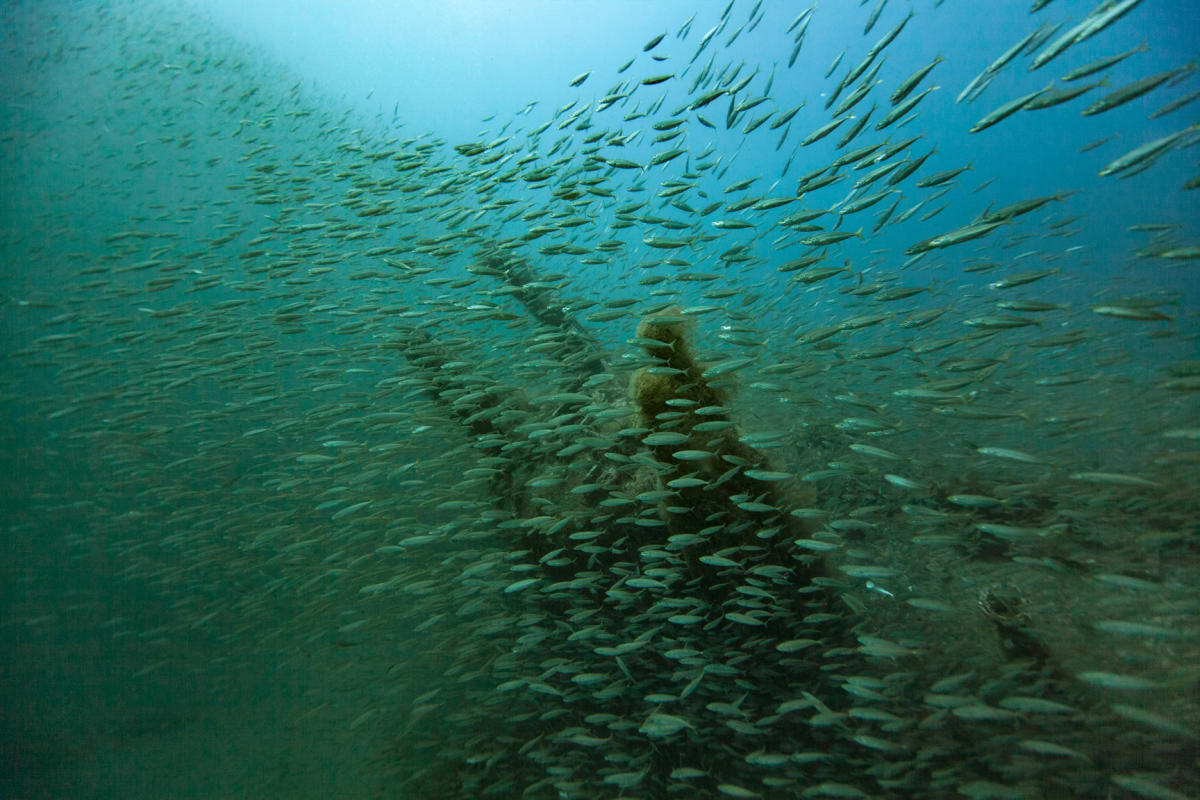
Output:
[{"left": 1, "top": 0, "right": 1197, "bottom": 798}]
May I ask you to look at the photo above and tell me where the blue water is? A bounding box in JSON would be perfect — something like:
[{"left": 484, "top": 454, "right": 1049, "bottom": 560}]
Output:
[{"left": 195, "top": 0, "right": 1200, "bottom": 282}]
